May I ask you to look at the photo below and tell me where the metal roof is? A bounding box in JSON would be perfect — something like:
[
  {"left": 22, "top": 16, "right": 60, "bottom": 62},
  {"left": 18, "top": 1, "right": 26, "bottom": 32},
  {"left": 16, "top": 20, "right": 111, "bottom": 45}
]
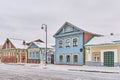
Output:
[{"left": 85, "top": 35, "right": 120, "bottom": 46}]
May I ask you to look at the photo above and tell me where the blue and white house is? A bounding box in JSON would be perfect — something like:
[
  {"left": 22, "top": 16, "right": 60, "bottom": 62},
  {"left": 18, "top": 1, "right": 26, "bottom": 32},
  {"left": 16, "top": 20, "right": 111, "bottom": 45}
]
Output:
[
  {"left": 27, "top": 42, "right": 54, "bottom": 64},
  {"left": 53, "top": 22, "right": 97, "bottom": 65}
]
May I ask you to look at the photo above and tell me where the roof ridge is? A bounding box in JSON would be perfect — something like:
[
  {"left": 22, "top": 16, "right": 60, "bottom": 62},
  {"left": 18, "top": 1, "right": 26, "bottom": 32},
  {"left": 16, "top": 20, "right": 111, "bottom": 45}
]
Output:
[{"left": 9, "top": 38, "right": 24, "bottom": 41}]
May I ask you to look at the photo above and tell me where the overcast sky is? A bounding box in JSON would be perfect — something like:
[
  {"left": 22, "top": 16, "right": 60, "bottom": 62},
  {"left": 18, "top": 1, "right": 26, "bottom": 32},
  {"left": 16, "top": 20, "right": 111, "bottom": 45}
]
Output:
[{"left": 0, "top": 0, "right": 120, "bottom": 44}]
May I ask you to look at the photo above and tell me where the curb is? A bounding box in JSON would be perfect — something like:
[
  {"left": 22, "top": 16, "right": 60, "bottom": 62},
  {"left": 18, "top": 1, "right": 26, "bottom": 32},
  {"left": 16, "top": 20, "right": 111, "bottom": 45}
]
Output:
[{"left": 68, "top": 69, "right": 119, "bottom": 74}]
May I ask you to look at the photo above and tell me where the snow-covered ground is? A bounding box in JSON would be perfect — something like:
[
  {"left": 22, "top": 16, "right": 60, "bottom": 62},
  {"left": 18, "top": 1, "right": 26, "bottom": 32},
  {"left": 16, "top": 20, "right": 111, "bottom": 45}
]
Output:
[{"left": 0, "top": 63, "right": 120, "bottom": 80}]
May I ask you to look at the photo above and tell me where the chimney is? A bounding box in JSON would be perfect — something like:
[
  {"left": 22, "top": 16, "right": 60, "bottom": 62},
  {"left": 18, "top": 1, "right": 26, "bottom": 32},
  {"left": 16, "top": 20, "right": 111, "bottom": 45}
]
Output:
[{"left": 23, "top": 40, "right": 26, "bottom": 45}]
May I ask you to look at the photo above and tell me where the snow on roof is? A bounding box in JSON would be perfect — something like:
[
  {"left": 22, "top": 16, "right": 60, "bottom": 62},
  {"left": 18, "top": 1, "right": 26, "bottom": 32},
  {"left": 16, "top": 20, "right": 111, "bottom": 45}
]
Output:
[
  {"left": 53, "top": 22, "right": 99, "bottom": 37},
  {"left": 33, "top": 42, "right": 53, "bottom": 49},
  {"left": 85, "top": 35, "right": 120, "bottom": 46},
  {"left": 9, "top": 38, "right": 28, "bottom": 49}
]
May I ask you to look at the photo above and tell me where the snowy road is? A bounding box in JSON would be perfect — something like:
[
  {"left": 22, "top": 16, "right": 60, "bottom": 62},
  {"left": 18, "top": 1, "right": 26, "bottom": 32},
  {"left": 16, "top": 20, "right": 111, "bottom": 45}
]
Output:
[{"left": 0, "top": 64, "right": 120, "bottom": 80}]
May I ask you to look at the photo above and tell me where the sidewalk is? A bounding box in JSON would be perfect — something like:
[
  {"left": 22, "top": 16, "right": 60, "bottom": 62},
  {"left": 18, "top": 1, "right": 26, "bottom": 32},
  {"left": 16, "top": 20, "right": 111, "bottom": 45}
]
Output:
[
  {"left": 3, "top": 63, "right": 120, "bottom": 74},
  {"left": 26, "top": 64, "right": 120, "bottom": 74}
]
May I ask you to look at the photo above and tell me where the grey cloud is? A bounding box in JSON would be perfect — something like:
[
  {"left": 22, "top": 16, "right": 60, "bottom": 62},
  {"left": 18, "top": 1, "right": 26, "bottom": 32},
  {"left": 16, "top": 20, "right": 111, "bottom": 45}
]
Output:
[{"left": 0, "top": 0, "right": 120, "bottom": 44}]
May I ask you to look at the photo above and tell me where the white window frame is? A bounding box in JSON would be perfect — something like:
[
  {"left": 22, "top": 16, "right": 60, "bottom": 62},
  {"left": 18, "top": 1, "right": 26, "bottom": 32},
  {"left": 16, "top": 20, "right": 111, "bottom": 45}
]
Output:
[
  {"left": 65, "top": 26, "right": 73, "bottom": 32},
  {"left": 66, "top": 54, "right": 71, "bottom": 63},
  {"left": 73, "top": 37, "right": 78, "bottom": 47},
  {"left": 93, "top": 56, "right": 100, "bottom": 62},
  {"left": 66, "top": 38, "right": 70, "bottom": 48},
  {"left": 30, "top": 52, "right": 32, "bottom": 57},
  {"left": 73, "top": 53, "right": 79, "bottom": 64},
  {"left": 59, "top": 54, "right": 63, "bottom": 63},
  {"left": 58, "top": 39, "right": 63, "bottom": 48}
]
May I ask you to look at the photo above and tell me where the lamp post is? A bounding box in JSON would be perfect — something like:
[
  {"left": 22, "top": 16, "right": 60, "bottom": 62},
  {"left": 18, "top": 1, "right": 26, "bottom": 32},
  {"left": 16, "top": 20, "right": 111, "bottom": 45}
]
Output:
[{"left": 41, "top": 24, "right": 47, "bottom": 66}]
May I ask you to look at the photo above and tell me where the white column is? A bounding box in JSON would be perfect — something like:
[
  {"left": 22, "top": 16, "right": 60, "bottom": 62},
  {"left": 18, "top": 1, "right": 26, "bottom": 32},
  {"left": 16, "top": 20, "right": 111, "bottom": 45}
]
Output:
[{"left": 87, "top": 47, "right": 91, "bottom": 61}]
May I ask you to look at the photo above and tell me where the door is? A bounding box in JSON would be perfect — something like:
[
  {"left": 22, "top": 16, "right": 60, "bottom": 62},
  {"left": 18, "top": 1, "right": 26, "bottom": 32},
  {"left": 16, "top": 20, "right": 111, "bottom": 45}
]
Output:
[{"left": 104, "top": 51, "right": 114, "bottom": 67}]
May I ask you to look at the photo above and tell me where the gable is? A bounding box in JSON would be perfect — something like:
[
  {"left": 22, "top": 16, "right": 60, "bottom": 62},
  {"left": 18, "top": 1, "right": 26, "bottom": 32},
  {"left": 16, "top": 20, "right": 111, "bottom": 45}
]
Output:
[
  {"left": 83, "top": 32, "right": 94, "bottom": 44},
  {"left": 2, "top": 38, "right": 15, "bottom": 49},
  {"left": 54, "top": 22, "right": 83, "bottom": 37},
  {"left": 28, "top": 43, "right": 39, "bottom": 49}
]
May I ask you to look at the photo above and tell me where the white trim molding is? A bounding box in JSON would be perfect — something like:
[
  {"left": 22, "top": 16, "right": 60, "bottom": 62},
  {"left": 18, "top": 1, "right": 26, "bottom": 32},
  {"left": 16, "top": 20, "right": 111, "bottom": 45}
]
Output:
[
  {"left": 87, "top": 47, "right": 91, "bottom": 61},
  {"left": 101, "top": 49, "right": 118, "bottom": 63}
]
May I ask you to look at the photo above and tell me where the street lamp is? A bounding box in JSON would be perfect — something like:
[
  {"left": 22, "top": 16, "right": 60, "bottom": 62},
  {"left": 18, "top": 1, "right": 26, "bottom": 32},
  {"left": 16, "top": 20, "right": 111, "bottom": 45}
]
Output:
[{"left": 41, "top": 24, "right": 47, "bottom": 66}]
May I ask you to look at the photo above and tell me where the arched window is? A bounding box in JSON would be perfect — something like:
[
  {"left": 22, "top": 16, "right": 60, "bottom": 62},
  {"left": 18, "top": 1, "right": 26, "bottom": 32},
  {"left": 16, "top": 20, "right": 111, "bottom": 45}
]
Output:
[
  {"left": 66, "top": 55, "right": 70, "bottom": 63},
  {"left": 73, "top": 55, "right": 78, "bottom": 63},
  {"left": 59, "top": 55, "right": 63, "bottom": 62},
  {"left": 73, "top": 37, "right": 78, "bottom": 47},
  {"left": 66, "top": 38, "right": 70, "bottom": 48},
  {"left": 59, "top": 39, "right": 63, "bottom": 48}
]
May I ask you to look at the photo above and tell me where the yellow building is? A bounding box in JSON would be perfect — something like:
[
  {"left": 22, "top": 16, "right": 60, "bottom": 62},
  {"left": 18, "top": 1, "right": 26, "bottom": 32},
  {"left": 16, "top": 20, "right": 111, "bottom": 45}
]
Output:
[{"left": 85, "top": 35, "right": 120, "bottom": 67}]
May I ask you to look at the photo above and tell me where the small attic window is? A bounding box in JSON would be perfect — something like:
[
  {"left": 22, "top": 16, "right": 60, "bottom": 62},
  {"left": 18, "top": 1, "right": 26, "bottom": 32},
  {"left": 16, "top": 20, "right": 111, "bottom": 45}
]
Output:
[{"left": 65, "top": 26, "right": 73, "bottom": 32}]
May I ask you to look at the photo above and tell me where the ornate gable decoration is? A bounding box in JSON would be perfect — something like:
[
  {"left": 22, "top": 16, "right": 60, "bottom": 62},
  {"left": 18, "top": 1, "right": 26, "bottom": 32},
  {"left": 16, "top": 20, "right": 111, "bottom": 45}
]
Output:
[
  {"left": 64, "top": 25, "right": 73, "bottom": 33},
  {"left": 53, "top": 22, "right": 84, "bottom": 37},
  {"left": 2, "top": 38, "right": 15, "bottom": 49}
]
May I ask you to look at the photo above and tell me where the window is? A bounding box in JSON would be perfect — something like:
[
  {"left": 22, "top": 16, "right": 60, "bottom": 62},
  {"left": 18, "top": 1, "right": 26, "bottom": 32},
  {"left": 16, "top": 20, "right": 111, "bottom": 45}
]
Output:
[
  {"left": 73, "top": 37, "right": 78, "bottom": 47},
  {"left": 8, "top": 52, "right": 10, "bottom": 56},
  {"left": 8, "top": 42, "right": 11, "bottom": 48},
  {"left": 30, "top": 52, "right": 32, "bottom": 57},
  {"left": 59, "top": 40, "right": 63, "bottom": 48},
  {"left": 6, "top": 41, "right": 11, "bottom": 49},
  {"left": 73, "top": 55, "right": 78, "bottom": 63},
  {"left": 66, "top": 55, "right": 70, "bottom": 63},
  {"left": 48, "top": 57, "right": 51, "bottom": 61},
  {"left": 92, "top": 52, "right": 100, "bottom": 62},
  {"left": 66, "top": 39, "right": 70, "bottom": 48},
  {"left": 36, "top": 52, "right": 39, "bottom": 57},
  {"left": 65, "top": 26, "right": 73, "bottom": 32},
  {"left": 59, "top": 55, "right": 63, "bottom": 62},
  {"left": 18, "top": 50, "right": 20, "bottom": 52},
  {"left": 33, "top": 52, "right": 35, "bottom": 57},
  {"left": 94, "top": 56, "right": 100, "bottom": 62}
]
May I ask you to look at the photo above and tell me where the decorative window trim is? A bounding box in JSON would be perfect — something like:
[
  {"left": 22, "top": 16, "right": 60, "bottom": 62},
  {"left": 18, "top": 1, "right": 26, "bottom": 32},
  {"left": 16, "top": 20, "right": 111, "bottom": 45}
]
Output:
[
  {"left": 30, "top": 52, "right": 32, "bottom": 57},
  {"left": 92, "top": 52, "right": 100, "bottom": 62},
  {"left": 65, "top": 26, "right": 73, "bottom": 32},
  {"left": 72, "top": 37, "right": 78, "bottom": 47},
  {"left": 65, "top": 38, "right": 70, "bottom": 48},
  {"left": 73, "top": 54, "right": 79, "bottom": 63},
  {"left": 66, "top": 54, "right": 71, "bottom": 63},
  {"left": 36, "top": 51, "right": 39, "bottom": 57},
  {"left": 58, "top": 39, "right": 63, "bottom": 48},
  {"left": 59, "top": 54, "right": 64, "bottom": 63}
]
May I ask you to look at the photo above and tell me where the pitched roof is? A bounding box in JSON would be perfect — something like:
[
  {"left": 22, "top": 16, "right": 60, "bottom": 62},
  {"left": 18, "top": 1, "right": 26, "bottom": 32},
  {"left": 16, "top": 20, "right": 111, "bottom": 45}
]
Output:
[
  {"left": 26, "top": 39, "right": 44, "bottom": 45},
  {"left": 9, "top": 38, "right": 28, "bottom": 49},
  {"left": 33, "top": 42, "right": 52, "bottom": 49},
  {"left": 53, "top": 22, "right": 100, "bottom": 37},
  {"left": 85, "top": 35, "right": 120, "bottom": 46}
]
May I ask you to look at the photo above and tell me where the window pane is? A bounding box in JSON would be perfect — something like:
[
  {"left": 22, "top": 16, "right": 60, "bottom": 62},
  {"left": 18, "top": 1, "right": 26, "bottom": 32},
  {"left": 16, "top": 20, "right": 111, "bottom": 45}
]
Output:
[
  {"left": 73, "top": 38, "right": 78, "bottom": 47},
  {"left": 59, "top": 40, "right": 63, "bottom": 48},
  {"left": 59, "top": 55, "right": 63, "bottom": 62},
  {"left": 66, "top": 55, "right": 70, "bottom": 62},
  {"left": 66, "top": 39, "right": 70, "bottom": 47},
  {"left": 74, "top": 55, "right": 78, "bottom": 63}
]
